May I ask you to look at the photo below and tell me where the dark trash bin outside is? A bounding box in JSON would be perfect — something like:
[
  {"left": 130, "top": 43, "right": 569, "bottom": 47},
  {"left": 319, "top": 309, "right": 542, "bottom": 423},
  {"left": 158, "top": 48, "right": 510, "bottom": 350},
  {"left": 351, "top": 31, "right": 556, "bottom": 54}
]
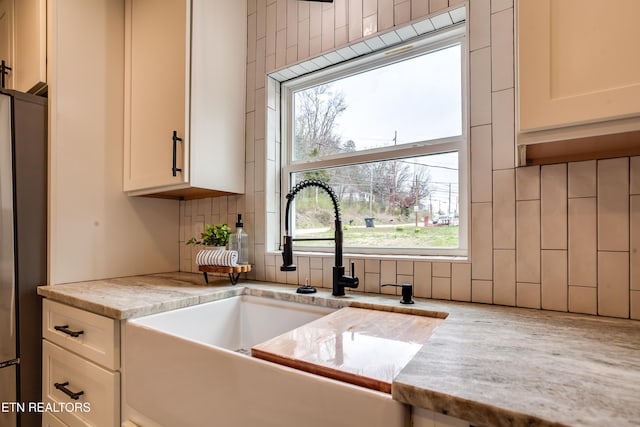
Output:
[{"left": 364, "top": 217, "right": 375, "bottom": 228}]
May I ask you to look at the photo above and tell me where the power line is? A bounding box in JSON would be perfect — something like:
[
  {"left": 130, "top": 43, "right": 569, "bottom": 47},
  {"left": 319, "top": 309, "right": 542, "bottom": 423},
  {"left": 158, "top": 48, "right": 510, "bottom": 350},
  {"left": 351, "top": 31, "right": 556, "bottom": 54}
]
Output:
[{"left": 395, "top": 159, "right": 458, "bottom": 171}]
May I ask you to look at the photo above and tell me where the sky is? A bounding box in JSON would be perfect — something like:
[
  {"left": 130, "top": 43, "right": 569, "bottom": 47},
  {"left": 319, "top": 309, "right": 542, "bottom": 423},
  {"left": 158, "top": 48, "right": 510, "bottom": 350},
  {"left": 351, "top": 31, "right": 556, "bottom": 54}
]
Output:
[
  {"left": 330, "top": 44, "right": 462, "bottom": 150},
  {"left": 295, "top": 43, "right": 462, "bottom": 214}
]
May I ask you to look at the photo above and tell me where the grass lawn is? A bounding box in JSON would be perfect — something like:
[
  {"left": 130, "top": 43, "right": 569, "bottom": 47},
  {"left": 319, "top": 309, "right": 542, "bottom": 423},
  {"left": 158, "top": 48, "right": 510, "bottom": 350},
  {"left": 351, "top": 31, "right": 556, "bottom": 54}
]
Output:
[{"left": 295, "top": 225, "right": 459, "bottom": 248}]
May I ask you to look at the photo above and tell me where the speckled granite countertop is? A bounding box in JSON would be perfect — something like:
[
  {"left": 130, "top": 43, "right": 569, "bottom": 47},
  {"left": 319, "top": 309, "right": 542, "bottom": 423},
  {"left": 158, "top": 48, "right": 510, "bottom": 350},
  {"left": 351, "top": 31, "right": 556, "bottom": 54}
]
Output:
[{"left": 38, "top": 272, "right": 640, "bottom": 427}]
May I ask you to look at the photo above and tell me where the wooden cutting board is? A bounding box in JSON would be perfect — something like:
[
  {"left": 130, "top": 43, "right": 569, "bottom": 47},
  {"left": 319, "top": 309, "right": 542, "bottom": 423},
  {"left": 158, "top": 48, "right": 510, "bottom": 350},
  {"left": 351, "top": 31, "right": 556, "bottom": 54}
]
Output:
[{"left": 251, "top": 307, "right": 443, "bottom": 393}]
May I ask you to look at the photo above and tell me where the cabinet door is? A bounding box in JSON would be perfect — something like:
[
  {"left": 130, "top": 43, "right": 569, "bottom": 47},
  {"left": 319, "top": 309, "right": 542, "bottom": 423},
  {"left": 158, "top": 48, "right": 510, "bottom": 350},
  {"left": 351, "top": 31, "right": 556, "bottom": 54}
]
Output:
[
  {"left": 0, "top": 0, "right": 13, "bottom": 89},
  {"left": 14, "top": 0, "right": 46, "bottom": 93},
  {"left": 189, "top": 0, "right": 246, "bottom": 194},
  {"left": 518, "top": 0, "right": 640, "bottom": 132},
  {"left": 43, "top": 340, "right": 119, "bottom": 427},
  {"left": 124, "top": 0, "right": 189, "bottom": 191},
  {"left": 42, "top": 412, "right": 68, "bottom": 427}
]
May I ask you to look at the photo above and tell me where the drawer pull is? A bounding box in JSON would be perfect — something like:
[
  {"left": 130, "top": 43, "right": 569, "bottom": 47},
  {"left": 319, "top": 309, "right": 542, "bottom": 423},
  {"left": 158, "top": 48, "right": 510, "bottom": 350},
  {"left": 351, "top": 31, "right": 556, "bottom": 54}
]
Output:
[
  {"left": 54, "top": 382, "right": 84, "bottom": 400},
  {"left": 54, "top": 325, "right": 84, "bottom": 338}
]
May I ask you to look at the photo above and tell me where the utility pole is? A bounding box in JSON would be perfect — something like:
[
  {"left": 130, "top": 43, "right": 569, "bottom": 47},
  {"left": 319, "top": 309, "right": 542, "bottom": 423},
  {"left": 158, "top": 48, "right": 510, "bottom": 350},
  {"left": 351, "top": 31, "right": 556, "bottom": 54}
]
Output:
[
  {"left": 369, "top": 167, "right": 373, "bottom": 216},
  {"left": 414, "top": 174, "right": 419, "bottom": 227},
  {"left": 448, "top": 183, "right": 452, "bottom": 216},
  {"left": 390, "top": 130, "right": 397, "bottom": 216}
]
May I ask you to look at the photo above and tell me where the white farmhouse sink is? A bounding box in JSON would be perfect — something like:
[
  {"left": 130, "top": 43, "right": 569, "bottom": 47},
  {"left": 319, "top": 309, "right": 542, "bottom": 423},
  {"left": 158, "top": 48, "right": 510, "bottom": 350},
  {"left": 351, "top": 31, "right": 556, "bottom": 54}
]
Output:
[
  {"left": 122, "top": 294, "right": 410, "bottom": 427},
  {"left": 128, "top": 294, "right": 334, "bottom": 352}
]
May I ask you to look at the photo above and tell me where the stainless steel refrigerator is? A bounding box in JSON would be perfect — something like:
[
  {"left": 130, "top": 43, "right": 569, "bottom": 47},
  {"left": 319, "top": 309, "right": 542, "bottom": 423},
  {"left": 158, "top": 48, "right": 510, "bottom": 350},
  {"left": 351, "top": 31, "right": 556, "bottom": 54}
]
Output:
[{"left": 0, "top": 90, "right": 47, "bottom": 427}]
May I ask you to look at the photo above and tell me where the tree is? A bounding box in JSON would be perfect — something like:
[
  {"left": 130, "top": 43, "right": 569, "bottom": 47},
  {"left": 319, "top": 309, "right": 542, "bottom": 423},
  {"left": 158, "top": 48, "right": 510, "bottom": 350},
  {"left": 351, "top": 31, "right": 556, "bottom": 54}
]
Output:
[
  {"left": 294, "top": 84, "right": 347, "bottom": 161},
  {"left": 399, "top": 166, "right": 432, "bottom": 215},
  {"left": 294, "top": 84, "right": 348, "bottom": 210},
  {"left": 366, "top": 159, "right": 433, "bottom": 216}
]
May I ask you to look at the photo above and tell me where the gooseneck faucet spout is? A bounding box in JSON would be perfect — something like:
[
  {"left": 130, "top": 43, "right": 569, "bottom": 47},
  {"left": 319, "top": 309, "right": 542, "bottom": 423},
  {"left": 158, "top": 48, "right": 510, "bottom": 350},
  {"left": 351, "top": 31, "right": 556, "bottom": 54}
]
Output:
[{"left": 281, "top": 179, "right": 359, "bottom": 296}]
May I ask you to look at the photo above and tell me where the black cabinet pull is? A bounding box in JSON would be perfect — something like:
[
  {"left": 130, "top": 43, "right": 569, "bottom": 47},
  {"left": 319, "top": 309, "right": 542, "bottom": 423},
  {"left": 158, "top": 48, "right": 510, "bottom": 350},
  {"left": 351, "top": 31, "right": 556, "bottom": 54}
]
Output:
[
  {"left": 54, "top": 382, "right": 84, "bottom": 400},
  {"left": 54, "top": 325, "right": 84, "bottom": 338},
  {"left": 172, "top": 130, "right": 183, "bottom": 176}
]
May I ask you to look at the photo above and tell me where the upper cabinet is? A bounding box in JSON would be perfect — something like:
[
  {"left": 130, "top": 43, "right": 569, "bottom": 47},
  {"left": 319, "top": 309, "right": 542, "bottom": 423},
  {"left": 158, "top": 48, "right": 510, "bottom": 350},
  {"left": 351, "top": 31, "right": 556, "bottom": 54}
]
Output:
[
  {"left": 0, "top": 0, "right": 13, "bottom": 89},
  {"left": 517, "top": 0, "right": 640, "bottom": 165},
  {"left": 124, "top": 0, "right": 246, "bottom": 199},
  {"left": 15, "top": 0, "right": 46, "bottom": 94},
  {"left": 0, "top": 0, "right": 46, "bottom": 94}
]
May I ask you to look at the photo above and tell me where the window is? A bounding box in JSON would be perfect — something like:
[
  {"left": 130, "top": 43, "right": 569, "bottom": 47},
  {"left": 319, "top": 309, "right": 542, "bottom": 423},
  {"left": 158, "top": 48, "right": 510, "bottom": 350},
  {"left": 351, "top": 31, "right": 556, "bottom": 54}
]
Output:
[{"left": 281, "top": 29, "right": 467, "bottom": 256}]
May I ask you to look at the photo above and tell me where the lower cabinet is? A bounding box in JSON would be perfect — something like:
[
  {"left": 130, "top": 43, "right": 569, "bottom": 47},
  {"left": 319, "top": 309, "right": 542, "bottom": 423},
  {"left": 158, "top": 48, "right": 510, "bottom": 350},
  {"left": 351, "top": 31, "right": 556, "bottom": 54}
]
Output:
[
  {"left": 41, "top": 298, "right": 471, "bottom": 427},
  {"left": 42, "top": 300, "right": 120, "bottom": 427},
  {"left": 42, "top": 412, "right": 68, "bottom": 427},
  {"left": 412, "top": 406, "right": 470, "bottom": 427}
]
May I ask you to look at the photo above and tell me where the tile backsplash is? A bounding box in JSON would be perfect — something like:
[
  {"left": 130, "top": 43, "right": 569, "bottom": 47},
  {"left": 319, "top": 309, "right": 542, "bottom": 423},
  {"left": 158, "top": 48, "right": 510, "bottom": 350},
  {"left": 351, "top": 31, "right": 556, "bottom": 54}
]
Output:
[{"left": 180, "top": 0, "right": 639, "bottom": 320}]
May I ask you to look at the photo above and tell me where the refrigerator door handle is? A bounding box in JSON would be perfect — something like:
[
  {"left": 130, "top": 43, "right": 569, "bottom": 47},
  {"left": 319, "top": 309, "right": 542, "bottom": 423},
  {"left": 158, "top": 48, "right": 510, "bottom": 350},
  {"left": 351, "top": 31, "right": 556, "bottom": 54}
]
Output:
[
  {"left": 54, "top": 381, "right": 84, "bottom": 400},
  {"left": 53, "top": 325, "right": 84, "bottom": 338}
]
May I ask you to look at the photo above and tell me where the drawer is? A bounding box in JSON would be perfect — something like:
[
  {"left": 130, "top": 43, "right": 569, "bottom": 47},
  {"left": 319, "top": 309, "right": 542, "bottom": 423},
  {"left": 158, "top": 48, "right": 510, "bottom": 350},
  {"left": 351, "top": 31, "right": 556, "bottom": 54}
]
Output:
[
  {"left": 42, "top": 412, "right": 70, "bottom": 427},
  {"left": 43, "top": 299, "right": 120, "bottom": 369},
  {"left": 43, "top": 340, "right": 120, "bottom": 427}
]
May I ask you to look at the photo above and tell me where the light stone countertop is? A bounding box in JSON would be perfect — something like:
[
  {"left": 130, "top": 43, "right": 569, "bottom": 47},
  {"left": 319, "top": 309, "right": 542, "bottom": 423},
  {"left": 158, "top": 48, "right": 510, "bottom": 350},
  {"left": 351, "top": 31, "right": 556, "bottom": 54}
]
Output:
[{"left": 38, "top": 272, "right": 640, "bottom": 427}]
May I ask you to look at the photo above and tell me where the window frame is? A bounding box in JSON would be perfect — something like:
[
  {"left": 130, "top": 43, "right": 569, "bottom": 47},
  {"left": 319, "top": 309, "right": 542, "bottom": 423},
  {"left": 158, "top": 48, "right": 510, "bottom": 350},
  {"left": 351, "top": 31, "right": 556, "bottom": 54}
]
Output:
[{"left": 280, "top": 26, "right": 468, "bottom": 257}]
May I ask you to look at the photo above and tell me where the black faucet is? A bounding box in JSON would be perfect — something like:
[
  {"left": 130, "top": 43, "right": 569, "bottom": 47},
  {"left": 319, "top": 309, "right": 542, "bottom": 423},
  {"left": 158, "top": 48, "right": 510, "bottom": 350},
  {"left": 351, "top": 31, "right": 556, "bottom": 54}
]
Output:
[{"left": 281, "top": 179, "right": 359, "bottom": 296}]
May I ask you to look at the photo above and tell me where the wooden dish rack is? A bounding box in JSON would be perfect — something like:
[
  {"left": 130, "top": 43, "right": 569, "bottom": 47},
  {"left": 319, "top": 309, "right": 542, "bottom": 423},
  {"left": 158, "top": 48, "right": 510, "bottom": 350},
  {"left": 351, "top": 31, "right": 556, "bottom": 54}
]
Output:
[{"left": 198, "top": 264, "right": 252, "bottom": 285}]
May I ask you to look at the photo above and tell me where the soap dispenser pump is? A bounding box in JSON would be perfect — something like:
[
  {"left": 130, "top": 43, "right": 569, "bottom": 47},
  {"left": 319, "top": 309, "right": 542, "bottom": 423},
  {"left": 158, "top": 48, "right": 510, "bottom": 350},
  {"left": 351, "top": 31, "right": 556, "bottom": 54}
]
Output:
[
  {"left": 230, "top": 214, "right": 249, "bottom": 265},
  {"left": 381, "top": 283, "right": 414, "bottom": 304}
]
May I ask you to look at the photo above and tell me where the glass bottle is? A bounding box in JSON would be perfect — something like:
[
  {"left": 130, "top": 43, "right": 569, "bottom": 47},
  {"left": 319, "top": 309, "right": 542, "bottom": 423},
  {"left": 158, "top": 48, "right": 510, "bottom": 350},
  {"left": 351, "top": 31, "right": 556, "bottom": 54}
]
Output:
[{"left": 230, "top": 214, "right": 249, "bottom": 265}]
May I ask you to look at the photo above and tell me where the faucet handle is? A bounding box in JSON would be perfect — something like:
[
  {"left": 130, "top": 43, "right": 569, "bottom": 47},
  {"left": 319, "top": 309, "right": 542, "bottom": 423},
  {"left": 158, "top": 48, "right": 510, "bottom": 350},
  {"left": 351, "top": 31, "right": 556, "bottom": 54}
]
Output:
[{"left": 350, "top": 261, "right": 356, "bottom": 277}]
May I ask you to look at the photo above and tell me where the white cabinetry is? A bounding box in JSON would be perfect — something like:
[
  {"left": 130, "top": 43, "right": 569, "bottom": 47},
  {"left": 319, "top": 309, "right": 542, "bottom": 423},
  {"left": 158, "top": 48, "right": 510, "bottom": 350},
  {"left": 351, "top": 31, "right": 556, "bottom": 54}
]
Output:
[
  {"left": 411, "top": 406, "right": 470, "bottom": 427},
  {"left": 517, "top": 0, "right": 640, "bottom": 164},
  {"left": 0, "top": 0, "right": 46, "bottom": 93},
  {"left": 123, "top": 0, "right": 246, "bottom": 199},
  {"left": 0, "top": 0, "right": 14, "bottom": 89},
  {"left": 42, "top": 412, "right": 68, "bottom": 427},
  {"left": 15, "top": 0, "right": 46, "bottom": 93},
  {"left": 42, "top": 299, "right": 120, "bottom": 427}
]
